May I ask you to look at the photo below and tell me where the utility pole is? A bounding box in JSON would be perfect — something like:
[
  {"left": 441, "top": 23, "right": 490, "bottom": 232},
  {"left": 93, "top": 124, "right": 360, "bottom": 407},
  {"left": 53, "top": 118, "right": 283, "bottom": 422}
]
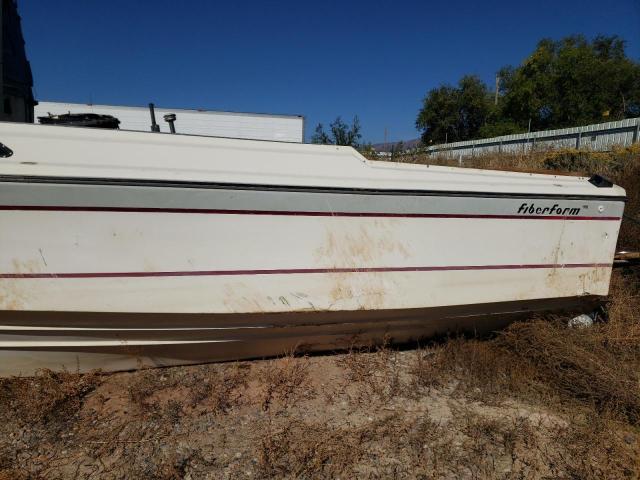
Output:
[{"left": 494, "top": 74, "right": 500, "bottom": 106}]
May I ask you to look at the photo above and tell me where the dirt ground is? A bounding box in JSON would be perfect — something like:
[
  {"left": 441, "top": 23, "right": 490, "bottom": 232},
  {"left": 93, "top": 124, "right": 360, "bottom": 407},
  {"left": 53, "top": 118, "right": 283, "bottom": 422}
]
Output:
[{"left": 1, "top": 147, "right": 639, "bottom": 479}]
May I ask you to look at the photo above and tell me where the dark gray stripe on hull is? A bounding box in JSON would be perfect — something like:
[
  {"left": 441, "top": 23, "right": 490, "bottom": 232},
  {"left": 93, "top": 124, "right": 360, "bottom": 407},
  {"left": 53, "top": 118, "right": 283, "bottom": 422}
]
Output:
[
  {"left": 0, "top": 175, "right": 627, "bottom": 202},
  {"left": 0, "top": 180, "right": 626, "bottom": 218}
]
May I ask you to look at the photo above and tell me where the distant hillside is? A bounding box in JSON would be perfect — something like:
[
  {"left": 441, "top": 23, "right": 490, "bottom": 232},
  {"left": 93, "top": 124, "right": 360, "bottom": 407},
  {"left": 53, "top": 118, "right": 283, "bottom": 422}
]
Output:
[{"left": 372, "top": 138, "right": 422, "bottom": 152}]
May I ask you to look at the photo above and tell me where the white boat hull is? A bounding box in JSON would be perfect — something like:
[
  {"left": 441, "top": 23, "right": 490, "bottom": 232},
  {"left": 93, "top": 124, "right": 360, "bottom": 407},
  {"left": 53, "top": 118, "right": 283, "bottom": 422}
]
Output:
[{"left": 0, "top": 123, "right": 626, "bottom": 375}]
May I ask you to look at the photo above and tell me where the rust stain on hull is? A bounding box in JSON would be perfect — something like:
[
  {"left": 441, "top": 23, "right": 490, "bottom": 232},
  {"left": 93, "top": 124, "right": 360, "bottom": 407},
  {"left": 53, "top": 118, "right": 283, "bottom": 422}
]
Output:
[
  {"left": 1, "top": 259, "right": 42, "bottom": 310},
  {"left": 314, "top": 220, "right": 412, "bottom": 311}
]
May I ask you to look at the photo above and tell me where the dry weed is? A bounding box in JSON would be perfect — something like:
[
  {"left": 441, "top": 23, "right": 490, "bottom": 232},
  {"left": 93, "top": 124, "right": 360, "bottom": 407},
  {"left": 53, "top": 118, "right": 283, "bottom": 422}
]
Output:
[
  {"left": 408, "top": 270, "right": 640, "bottom": 422},
  {"left": 554, "top": 414, "right": 640, "bottom": 479},
  {"left": 127, "top": 363, "right": 250, "bottom": 417},
  {"left": 187, "top": 363, "right": 249, "bottom": 413},
  {"left": 408, "top": 345, "right": 452, "bottom": 392},
  {"left": 0, "top": 368, "right": 101, "bottom": 425},
  {"left": 0, "top": 469, "right": 32, "bottom": 480},
  {"left": 127, "top": 368, "right": 163, "bottom": 414},
  {"left": 410, "top": 337, "right": 541, "bottom": 405},
  {"left": 603, "top": 270, "right": 640, "bottom": 344},
  {"left": 497, "top": 318, "right": 640, "bottom": 423},
  {"left": 338, "top": 340, "right": 405, "bottom": 404},
  {"left": 254, "top": 406, "right": 639, "bottom": 479},
  {"left": 256, "top": 419, "right": 365, "bottom": 479},
  {"left": 260, "top": 354, "right": 315, "bottom": 411}
]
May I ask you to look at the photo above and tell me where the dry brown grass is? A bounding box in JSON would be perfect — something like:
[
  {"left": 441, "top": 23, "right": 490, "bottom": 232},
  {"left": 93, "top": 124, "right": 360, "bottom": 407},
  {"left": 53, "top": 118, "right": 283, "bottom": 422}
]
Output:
[
  {"left": 127, "top": 362, "right": 250, "bottom": 418},
  {"left": 259, "top": 353, "right": 316, "bottom": 411},
  {"left": 497, "top": 318, "right": 640, "bottom": 423},
  {"left": 0, "top": 368, "right": 101, "bottom": 425},
  {"left": 187, "top": 363, "right": 249, "bottom": 413},
  {"left": 603, "top": 270, "right": 640, "bottom": 343},
  {"left": 338, "top": 339, "right": 405, "bottom": 404},
  {"left": 0, "top": 469, "right": 35, "bottom": 480},
  {"left": 556, "top": 414, "right": 640, "bottom": 479},
  {"left": 406, "top": 271, "right": 640, "bottom": 430},
  {"left": 126, "top": 369, "right": 160, "bottom": 412},
  {"left": 255, "top": 405, "right": 638, "bottom": 479},
  {"left": 1, "top": 328, "right": 638, "bottom": 479},
  {"left": 256, "top": 419, "right": 367, "bottom": 478},
  {"left": 410, "top": 337, "right": 541, "bottom": 403}
]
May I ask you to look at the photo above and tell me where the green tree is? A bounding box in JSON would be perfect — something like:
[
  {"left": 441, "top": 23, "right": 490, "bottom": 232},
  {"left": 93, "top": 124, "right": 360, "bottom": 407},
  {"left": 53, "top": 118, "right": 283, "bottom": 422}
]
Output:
[
  {"left": 311, "top": 116, "right": 362, "bottom": 147},
  {"left": 416, "top": 35, "right": 640, "bottom": 143},
  {"left": 310, "top": 123, "right": 331, "bottom": 145},
  {"left": 499, "top": 35, "right": 640, "bottom": 130},
  {"left": 416, "top": 75, "right": 492, "bottom": 144}
]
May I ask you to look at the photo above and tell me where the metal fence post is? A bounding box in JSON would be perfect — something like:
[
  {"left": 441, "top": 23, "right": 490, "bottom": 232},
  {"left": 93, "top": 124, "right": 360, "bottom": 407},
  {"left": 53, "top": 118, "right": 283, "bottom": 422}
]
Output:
[
  {"left": 634, "top": 120, "right": 640, "bottom": 144},
  {"left": 576, "top": 131, "right": 582, "bottom": 149}
]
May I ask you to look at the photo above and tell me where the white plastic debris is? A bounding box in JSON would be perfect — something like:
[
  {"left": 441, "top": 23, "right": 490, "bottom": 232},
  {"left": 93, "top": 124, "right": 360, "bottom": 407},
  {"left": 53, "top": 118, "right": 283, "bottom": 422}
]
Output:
[{"left": 568, "top": 313, "right": 594, "bottom": 328}]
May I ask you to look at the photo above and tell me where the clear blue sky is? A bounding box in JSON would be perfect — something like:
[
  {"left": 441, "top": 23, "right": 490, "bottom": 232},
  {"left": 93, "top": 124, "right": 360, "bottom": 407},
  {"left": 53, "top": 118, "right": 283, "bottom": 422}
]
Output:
[{"left": 20, "top": 0, "right": 640, "bottom": 143}]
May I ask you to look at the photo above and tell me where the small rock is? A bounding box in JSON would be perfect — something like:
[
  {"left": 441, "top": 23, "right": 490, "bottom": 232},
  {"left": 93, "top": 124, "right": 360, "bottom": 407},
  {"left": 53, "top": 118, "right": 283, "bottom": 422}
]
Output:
[
  {"left": 568, "top": 313, "right": 594, "bottom": 328},
  {"left": 624, "top": 434, "right": 635, "bottom": 445}
]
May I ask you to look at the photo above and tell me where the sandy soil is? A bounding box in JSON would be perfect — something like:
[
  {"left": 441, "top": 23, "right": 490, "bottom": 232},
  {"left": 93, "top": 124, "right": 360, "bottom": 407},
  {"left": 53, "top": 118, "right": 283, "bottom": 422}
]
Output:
[{"left": 1, "top": 340, "right": 638, "bottom": 479}]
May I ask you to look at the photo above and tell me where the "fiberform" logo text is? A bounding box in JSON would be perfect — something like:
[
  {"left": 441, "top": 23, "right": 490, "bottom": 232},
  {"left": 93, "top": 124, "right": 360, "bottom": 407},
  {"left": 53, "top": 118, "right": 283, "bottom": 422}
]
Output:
[{"left": 517, "top": 203, "right": 581, "bottom": 216}]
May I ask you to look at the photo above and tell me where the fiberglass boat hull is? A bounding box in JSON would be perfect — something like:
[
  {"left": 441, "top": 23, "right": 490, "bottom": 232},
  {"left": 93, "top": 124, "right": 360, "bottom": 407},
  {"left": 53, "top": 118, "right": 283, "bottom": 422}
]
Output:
[{"left": 0, "top": 123, "right": 626, "bottom": 375}]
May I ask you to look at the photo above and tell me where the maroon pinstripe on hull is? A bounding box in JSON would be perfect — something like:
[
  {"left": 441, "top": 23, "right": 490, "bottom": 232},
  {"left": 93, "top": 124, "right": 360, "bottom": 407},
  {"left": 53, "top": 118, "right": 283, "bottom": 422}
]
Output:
[
  {"left": 0, "top": 263, "right": 612, "bottom": 279},
  {"left": 0, "top": 205, "right": 621, "bottom": 220}
]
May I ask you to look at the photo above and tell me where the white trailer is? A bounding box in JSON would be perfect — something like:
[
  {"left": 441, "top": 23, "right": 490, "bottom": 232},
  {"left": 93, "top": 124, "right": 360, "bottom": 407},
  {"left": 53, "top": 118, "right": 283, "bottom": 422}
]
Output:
[{"left": 34, "top": 101, "right": 305, "bottom": 143}]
